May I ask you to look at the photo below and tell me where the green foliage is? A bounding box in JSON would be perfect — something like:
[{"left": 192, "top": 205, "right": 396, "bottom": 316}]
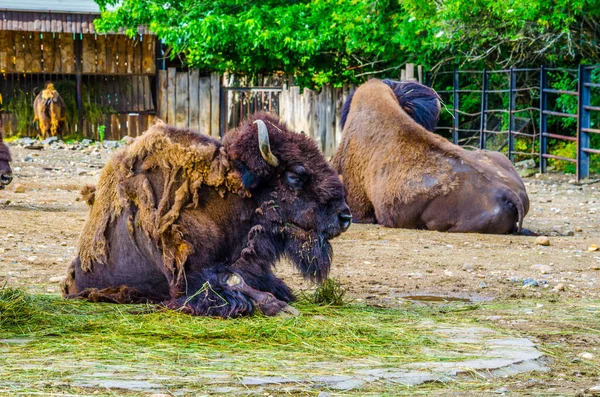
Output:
[
  {"left": 94, "top": 0, "right": 600, "bottom": 88},
  {"left": 5, "top": 90, "right": 34, "bottom": 136},
  {"left": 98, "top": 125, "right": 106, "bottom": 142},
  {"left": 305, "top": 278, "right": 348, "bottom": 306}
]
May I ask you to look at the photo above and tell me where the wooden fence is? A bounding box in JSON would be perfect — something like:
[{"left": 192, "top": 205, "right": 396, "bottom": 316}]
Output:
[
  {"left": 279, "top": 84, "right": 354, "bottom": 158},
  {"left": 156, "top": 69, "right": 220, "bottom": 137}
]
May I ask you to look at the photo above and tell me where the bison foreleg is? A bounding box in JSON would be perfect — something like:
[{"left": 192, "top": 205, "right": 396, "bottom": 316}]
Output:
[{"left": 230, "top": 225, "right": 295, "bottom": 303}]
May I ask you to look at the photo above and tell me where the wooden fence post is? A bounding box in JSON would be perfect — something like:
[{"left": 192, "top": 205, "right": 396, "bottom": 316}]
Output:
[
  {"left": 577, "top": 64, "right": 591, "bottom": 180},
  {"left": 210, "top": 73, "right": 221, "bottom": 137}
]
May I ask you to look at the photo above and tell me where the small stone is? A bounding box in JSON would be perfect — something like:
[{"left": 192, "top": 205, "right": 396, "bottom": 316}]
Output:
[
  {"left": 443, "top": 269, "right": 453, "bottom": 277},
  {"left": 75, "top": 168, "right": 88, "bottom": 176},
  {"left": 462, "top": 263, "right": 475, "bottom": 272},
  {"left": 494, "top": 387, "right": 509, "bottom": 394},
  {"left": 588, "top": 245, "right": 598, "bottom": 252},
  {"left": 49, "top": 276, "right": 64, "bottom": 283},
  {"left": 588, "top": 385, "right": 600, "bottom": 394},
  {"left": 576, "top": 226, "right": 583, "bottom": 232},
  {"left": 579, "top": 352, "right": 595, "bottom": 360},
  {"left": 7, "top": 233, "right": 15, "bottom": 238},
  {"left": 27, "top": 256, "right": 37, "bottom": 263},
  {"left": 564, "top": 230, "right": 575, "bottom": 236},
  {"left": 535, "top": 236, "right": 550, "bottom": 246},
  {"left": 13, "top": 184, "right": 26, "bottom": 193},
  {"left": 590, "top": 265, "right": 600, "bottom": 271},
  {"left": 530, "top": 264, "right": 552, "bottom": 274},
  {"left": 479, "top": 282, "right": 488, "bottom": 288},
  {"left": 522, "top": 278, "right": 539, "bottom": 288},
  {"left": 60, "top": 242, "right": 67, "bottom": 246},
  {"left": 552, "top": 283, "right": 565, "bottom": 292}
]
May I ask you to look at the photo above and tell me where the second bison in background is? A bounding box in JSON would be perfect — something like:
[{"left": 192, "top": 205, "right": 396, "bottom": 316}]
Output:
[
  {"left": 333, "top": 79, "right": 529, "bottom": 234},
  {"left": 33, "top": 82, "right": 66, "bottom": 138}
]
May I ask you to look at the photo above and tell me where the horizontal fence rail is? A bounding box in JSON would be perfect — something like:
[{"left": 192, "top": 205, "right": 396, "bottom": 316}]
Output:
[{"left": 430, "top": 65, "right": 600, "bottom": 180}]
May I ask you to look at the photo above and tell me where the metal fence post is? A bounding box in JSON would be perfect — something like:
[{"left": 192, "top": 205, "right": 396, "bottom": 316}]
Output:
[
  {"left": 452, "top": 69, "right": 459, "bottom": 145},
  {"left": 539, "top": 66, "right": 547, "bottom": 173},
  {"left": 577, "top": 64, "right": 591, "bottom": 180},
  {"left": 508, "top": 66, "right": 516, "bottom": 162},
  {"left": 479, "top": 70, "right": 488, "bottom": 149}
]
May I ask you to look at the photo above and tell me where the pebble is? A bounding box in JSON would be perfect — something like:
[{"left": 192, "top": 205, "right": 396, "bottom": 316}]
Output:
[
  {"left": 49, "top": 276, "right": 64, "bottom": 283},
  {"left": 564, "top": 230, "right": 575, "bottom": 236},
  {"left": 522, "top": 278, "right": 539, "bottom": 288},
  {"left": 443, "top": 269, "right": 454, "bottom": 277},
  {"left": 578, "top": 352, "right": 595, "bottom": 360},
  {"left": 462, "top": 263, "right": 474, "bottom": 272},
  {"left": 27, "top": 256, "right": 37, "bottom": 263},
  {"left": 553, "top": 283, "right": 566, "bottom": 292},
  {"left": 535, "top": 236, "right": 550, "bottom": 246},
  {"left": 589, "top": 245, "right": 598, "bottom": 252},
  {"left": 576, "top": 226, "right": 583, "bottom": 232},
  {"left": 494, "top": 387, "right": 509, "bottom": 394},
  {"left": 479, "top": 282, "right": 488, "bottom": 288},
  {"left": 60, "top": 242, "right": 67, "bottom": 246},
  {"left": 75, "top": 168, "right": 88, "bottom": 176},
  {"left": 530, "top": 264, "right": 552, "bottom": 274},
  {"left": 590, "top": 265, "right": 600, "bottom": 270},
  {"left": 13, "top": 184, "right": 26, "bottom": 193}
]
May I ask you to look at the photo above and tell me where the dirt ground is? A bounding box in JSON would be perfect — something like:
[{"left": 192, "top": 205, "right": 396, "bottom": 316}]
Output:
[
  {"left": 1, "top": 142, "right": 598, "bottom": 301},
  {"left": 1, "top": 142, "right": 600, "bottom": 395}
]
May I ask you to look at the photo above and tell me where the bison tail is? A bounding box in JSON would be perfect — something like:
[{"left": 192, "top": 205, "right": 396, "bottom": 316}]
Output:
[
  {"left": 504, "top": 187, "right": 525, "bottom": 233},
  {"left": 80, "top": 184, "right": 97, "bottom": 206}
]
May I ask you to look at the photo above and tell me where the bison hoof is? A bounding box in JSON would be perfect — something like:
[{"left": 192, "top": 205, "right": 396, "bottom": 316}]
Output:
[
  {"left": 257, "top": 296, "right": 293, "bottom": 316},
  {"left": 277, "top": 304, "right": 300, "bottom": 317}
]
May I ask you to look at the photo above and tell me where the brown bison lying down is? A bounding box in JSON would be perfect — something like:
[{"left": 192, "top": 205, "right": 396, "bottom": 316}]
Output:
[
  {"left": 333, "top": 79, "right": 529, "bottom": 234},
  {"left": 0, "top": 124, "right": 12, "bottom": 190},
  {"left": 62, "top": 113, "right": 352, "bottom": 317}
]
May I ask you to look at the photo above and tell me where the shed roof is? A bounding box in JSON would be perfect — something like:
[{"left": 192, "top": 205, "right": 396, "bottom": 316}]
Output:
[{"left": 1, "top": 0, "right": 101, "bottom": 14}]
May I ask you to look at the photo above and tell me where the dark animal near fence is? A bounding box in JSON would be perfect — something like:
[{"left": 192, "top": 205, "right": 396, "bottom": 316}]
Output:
[
  {"left": 33, "top": 82, "right": 66, "bottom": 138},
  {"left": 62, "top": 113, "right": 351, "bottom": 317},
  {"left": 333, "top": 79, "right": 529, "bottom": 234},
  {"left": 340, "top": 79, "right": 441, "bottom": 132},
  {"left": 0, "top": 124, "right": 12, "bottom": 190}
]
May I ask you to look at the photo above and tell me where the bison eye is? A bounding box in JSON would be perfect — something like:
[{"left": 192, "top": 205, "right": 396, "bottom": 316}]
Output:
[{"left": 285, "top": 171, "right": 304, "bottom": 189}]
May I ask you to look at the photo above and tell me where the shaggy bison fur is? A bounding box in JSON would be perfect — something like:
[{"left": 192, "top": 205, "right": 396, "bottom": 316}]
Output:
[
  {"left": 0, "top": 123, "right": 12, "bottom": 190},
  {"left": 62, "top": 113, "right": 352, "bottom": 317},
  {"left": 33, "top": 82, "right": 66, "bottom": 138},
  {"left": 333, "top": 79, "right": 529, "bottom": 234},
  {"left": 340, "top": 79, "right": 441, "bottom": 132}
]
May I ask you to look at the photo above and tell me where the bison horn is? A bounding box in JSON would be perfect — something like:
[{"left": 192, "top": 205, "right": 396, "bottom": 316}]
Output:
[{"left": 255, "top": 120, "right": 279, "bottom": 167}]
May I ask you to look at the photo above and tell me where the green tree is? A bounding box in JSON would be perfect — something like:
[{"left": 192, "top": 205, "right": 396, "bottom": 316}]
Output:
[{"left": 94, "top": 0, "right": 600, "bottom": 87}]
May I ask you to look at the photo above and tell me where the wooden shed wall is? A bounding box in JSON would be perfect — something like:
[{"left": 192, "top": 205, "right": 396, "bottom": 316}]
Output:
[{"left": 0, "top": 30, "right": 155, "bottom": 74}]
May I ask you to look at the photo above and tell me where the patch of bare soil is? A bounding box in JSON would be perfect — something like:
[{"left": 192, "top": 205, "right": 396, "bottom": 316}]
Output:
[{"left": 1, "top": 142, "right": 599, "bottom": 394}]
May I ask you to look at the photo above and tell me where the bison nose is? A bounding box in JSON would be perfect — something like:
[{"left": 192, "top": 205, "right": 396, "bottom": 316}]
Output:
[
  {"left": 0, "top": 173, "right": 12, "bottom": 188},
  {"left": 338, "top": 210, "right": 353, "bottom": 232}
]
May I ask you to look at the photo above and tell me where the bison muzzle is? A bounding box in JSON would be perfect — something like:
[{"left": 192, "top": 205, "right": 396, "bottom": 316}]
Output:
[{"left": 62, "top": 113, "right": 351, "bottom": 317}]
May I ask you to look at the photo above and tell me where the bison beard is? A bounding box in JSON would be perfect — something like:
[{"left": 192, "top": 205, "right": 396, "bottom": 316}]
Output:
[{"left": 63, "top": 113, "right": 350, "bottom": 317}]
